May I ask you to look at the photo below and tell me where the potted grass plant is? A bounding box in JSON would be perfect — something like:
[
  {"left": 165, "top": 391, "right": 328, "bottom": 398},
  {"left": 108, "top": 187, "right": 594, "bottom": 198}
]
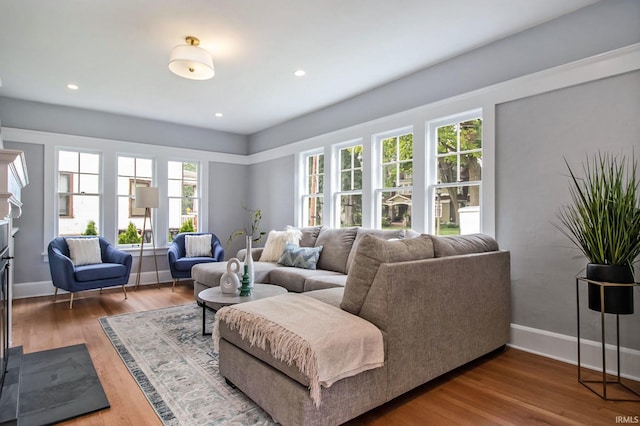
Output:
[{"left": 557, "top": 152, "right": 640, "bottom": 314}]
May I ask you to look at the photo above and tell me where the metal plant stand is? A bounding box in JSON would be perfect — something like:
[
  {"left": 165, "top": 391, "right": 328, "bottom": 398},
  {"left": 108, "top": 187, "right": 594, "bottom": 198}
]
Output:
[{"left": 576, "top": 276, "right": 640, "bottom": 401}]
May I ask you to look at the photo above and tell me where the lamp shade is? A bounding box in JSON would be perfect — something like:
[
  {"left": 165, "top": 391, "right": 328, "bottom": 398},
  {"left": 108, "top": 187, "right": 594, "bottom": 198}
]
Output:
[
  {"left": 168, "top": 37, "right": 214, "bottom": 80},
  {"left": 135, "top": 187, "right": 159, "bottom": 208}
]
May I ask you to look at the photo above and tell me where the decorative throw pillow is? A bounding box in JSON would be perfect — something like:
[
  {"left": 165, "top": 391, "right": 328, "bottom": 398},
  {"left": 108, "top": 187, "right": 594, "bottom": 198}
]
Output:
[
  {"left": 259, "top": 229, "right": 303, "bottom": 262},
  {"left": 277, "top": 244, "right": 323, "bottom": 270},
  {"left": 340, "top": 234, "right": 434, "bottom": 315},
  {"left": 185, "top": 234, "right": 212, "bottom": 257},
  {"left": 66, "top": 237, "right": 102, "bottom": 266}
]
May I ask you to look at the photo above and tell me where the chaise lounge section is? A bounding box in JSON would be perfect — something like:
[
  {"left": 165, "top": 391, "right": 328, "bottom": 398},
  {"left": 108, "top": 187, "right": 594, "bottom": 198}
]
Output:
[{"left": 212, "top": 231, "right": 511, "bottom": 425}]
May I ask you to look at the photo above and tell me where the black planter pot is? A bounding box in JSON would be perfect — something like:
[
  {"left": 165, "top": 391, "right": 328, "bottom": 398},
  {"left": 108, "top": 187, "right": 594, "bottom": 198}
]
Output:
[{"left": 586, "top": 263, "right": 634, "bottom": 315}]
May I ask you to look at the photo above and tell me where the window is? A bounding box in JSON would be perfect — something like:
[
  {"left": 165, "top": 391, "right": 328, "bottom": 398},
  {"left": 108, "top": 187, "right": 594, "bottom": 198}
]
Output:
[
  {"left": 378, "top": 133, "right": 413, "bottom": 229},
  {"left": 302, "top": 152, "right": 324, "bottom": 226},
  {"left": 168, "top": 160, "right": 200, "bottom": 240},
  {"left": 336, "top": 144, "right": 363, "bottom": 227},
  {"left": 57, "top": 150, "right": 101, "bottom": 236},
  {"left": 117, "top": 156, "right": 154, "bottom": 245},
  {"left": 432, "top": 117, "right": 482, "bottom": 236}
]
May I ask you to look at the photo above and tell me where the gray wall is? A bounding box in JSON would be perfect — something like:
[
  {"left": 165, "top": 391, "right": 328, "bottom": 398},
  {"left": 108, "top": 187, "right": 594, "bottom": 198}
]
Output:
[
  {"left": 248, "top": 156, "right": 296, "bottom": 233},
  {"left": 208, "top": 161, "right": 251, "bottom": 259},
  {"left": 5, "top": 141, "right": 46, "bottom": 283},
  {"left": 248, "top": 0, "right": 640, "bottom": 153},
  {"left": 496, "top": 70, "right": 640, "bottom": 348},
  {"left": 0, "top": 97, "right": 249, "bottom": 155}
]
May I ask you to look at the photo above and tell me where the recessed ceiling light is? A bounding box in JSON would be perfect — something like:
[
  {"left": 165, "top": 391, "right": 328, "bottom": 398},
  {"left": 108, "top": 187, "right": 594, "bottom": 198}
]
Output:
[
  {"left": 66, "top": 83, "right": 79, "bottom": 90},
  {"left": 294, "top": 70, "right": 306, "bottom": 77},
  {"left": 215, "top": 112, "right": 223, "bottom": 118}
]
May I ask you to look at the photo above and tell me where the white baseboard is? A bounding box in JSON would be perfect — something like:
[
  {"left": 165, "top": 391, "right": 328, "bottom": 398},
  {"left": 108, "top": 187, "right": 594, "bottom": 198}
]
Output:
[
  {"left": 12, "top": 269, "right": 175, "bottom": 299},
  {"left": 509, "top": 323, "right": 640, "bottom": 381}
]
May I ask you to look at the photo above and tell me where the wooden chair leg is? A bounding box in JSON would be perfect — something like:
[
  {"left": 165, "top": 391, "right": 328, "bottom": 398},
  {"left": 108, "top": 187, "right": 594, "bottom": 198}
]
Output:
[
  {"left": 122, "top": 285, "right": 127, "bottom": 300},
  {"left": 100, "top": 288, "right": 103, "bottom": 294},
  {"left": 53, "top": 287, "right": 58, "bottom": 301},
  {"left": 172, "top": 278, "right": 178, "bottom": 292},
  {"left": 69, "top": 293, "right": 74, "bottom": 310}
]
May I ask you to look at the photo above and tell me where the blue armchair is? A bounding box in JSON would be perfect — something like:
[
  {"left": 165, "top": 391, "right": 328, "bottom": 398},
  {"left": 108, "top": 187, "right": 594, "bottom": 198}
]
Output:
[
  {"left": 168, "top": 232, "right": 224, "bottom": 291},
  {"left": 48, "top": 236, "right": 133, "bottom": 309}
]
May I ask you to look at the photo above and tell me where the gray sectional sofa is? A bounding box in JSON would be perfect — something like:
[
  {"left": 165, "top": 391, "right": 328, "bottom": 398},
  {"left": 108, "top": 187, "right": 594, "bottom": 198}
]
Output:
[
  {"left": 192, "top": 226, "right": 415, "bottom": 299},
  {"left": 194, "top": 226, "right": 511, "bottom": 425}
]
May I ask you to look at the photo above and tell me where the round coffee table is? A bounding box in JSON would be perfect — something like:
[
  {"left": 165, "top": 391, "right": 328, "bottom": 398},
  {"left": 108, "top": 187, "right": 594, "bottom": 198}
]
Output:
[{"left": 198, "top": 284, "right": 287, "bottom": 335}]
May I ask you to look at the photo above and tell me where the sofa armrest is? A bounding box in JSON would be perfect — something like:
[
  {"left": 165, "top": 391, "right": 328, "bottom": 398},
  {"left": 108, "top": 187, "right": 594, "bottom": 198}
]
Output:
[{"left": 358, "top": 250, "right": 510, "bottom": 400}]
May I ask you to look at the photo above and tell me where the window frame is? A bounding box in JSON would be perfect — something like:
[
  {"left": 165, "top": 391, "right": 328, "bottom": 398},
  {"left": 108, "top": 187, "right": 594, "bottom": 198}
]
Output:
[
  {"left": 167, "top": 159, "right": 202, "bottom": 238},
  {"left": 332, "top": 141, "right": 364, "bottom": 228},
  {"left": 116, "top": 154, "right": 156, "bottom": 247},
  {"left": 374, "top": 127, "right": 414, "bottom": 230},
  {"left": 55, "top": 148, "right": 102, "bottom": 236},
  {"left": 426, "top": 109, "right": 483, "bottom": 235}
]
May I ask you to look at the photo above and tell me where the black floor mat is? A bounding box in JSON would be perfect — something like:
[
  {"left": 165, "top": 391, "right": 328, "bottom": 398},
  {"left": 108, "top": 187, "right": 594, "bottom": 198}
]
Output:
[{"left": 18, "top": 343, "right": 109, "bottom": 426}]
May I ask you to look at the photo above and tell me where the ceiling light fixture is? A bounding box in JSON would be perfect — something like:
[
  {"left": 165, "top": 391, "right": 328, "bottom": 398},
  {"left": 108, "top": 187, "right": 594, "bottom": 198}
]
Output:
[
  {"left": 168, "top": 36, "right": 215, "bottom": 80},
  {"left": 66, "top": 83, "right": 79, "bottom": 90},
  {"left": 215, "top": 112, "right": 223, "bottom": 117},
  {"left": 294, "top": 70, "right": 306, "bottom": 77}
]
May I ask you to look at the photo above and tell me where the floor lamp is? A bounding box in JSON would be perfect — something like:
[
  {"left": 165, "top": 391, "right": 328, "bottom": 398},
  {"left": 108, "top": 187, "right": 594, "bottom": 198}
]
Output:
[{"left": 134, "top": 186, "right": 160, "bottom": 289}]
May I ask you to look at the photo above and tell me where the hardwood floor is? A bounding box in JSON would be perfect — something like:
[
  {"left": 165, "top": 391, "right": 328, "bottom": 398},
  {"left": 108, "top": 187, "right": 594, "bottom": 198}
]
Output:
[{"left": 11, "top": 284, "right": 640, "bottom": 425}]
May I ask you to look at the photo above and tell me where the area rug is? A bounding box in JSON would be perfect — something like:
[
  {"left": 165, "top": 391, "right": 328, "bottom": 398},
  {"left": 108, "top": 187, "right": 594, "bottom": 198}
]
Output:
[{"left": 99, "top": 303, "right": 276, "bottom": 425}]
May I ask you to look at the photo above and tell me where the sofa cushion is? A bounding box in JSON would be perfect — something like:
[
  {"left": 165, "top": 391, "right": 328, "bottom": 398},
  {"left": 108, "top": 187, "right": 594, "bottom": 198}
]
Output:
[
  {"left": 341, "top": 234, "right": 434, "bottom": 315},
  {"left": 287, "top": 225, "right": 323, "bottom": 247},
  {"left": 277, "top": 244, "right": 323, "bottom": 270},
  {"left": 192, "top": 261, "right": 281, "bottom": 288},
  {"left": 259, "top": 229, "right": 303, "bottom": 262},
  {"left": 431, "top": 234, "right": 499, "bottom": 257},
  {"left": 304, "top": 287, "right": 345, "bottom": 308},
  {"left": 303, "top": 275, "right": 347, "bottom": 292},
  {"left": 314, "top": 227, "right": 358, "bottom": 274},
  {"left": 346, "top": 228, "right": 406, "bottom": 272},
  {"left": 269, "top": 268, "right": 342, "bottom": 293},
  {"left": 74, "top": 263, "right": 125, "bottom": 282}
]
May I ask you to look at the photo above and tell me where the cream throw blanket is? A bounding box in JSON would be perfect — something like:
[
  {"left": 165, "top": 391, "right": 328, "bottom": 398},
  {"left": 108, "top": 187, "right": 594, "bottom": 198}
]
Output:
[{"left": 213, "top": 293, "right": 384, "bottom": 407}]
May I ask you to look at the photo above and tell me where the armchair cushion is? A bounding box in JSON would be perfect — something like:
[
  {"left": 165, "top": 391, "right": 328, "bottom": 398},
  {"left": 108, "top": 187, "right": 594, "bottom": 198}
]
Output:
[
  {"left": 75, "top": 263, "right": 127, "bottom": 282},
  {"left": 66, "top": 237, "right": 102, "bottom": 266},
  {"left": 174, "top": 256, "right": 216, "bottom": 272}
]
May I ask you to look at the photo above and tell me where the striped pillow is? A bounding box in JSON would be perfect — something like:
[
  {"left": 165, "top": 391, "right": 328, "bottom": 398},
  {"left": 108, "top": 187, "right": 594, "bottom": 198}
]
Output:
[
  {"left": 66, "top": 237, "right": 103, "bottom": 266},
  {"left": 185, "top": 234, "right": 212, "bottom": 257}
]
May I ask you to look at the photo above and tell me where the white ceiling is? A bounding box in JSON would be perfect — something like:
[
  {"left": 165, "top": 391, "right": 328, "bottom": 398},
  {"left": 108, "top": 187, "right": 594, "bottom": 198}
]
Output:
[{"left": 0, "top": 0, "right": 597, "bottom": 135}]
